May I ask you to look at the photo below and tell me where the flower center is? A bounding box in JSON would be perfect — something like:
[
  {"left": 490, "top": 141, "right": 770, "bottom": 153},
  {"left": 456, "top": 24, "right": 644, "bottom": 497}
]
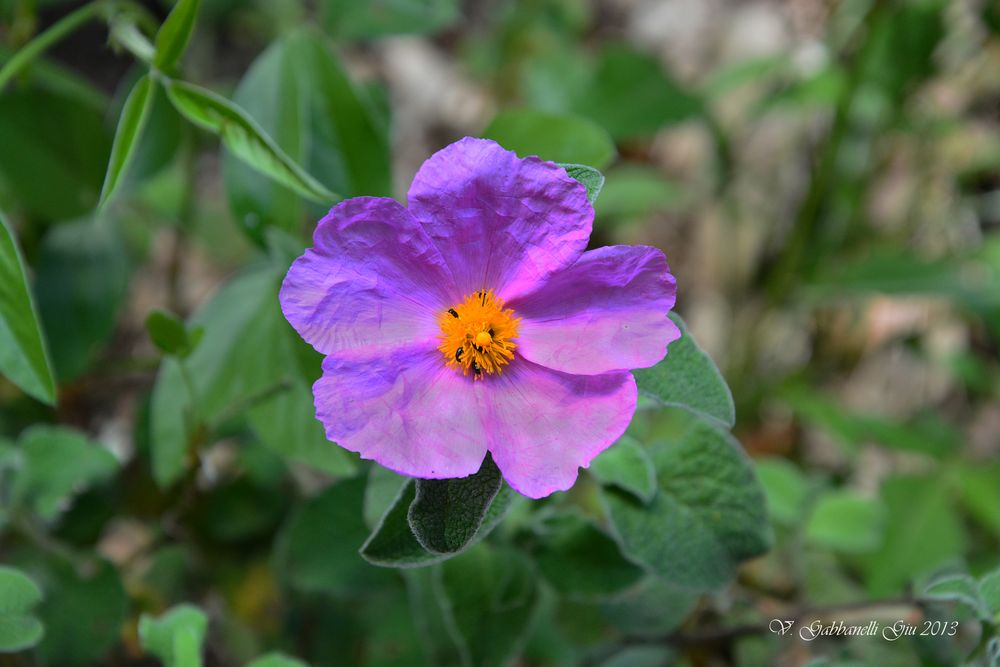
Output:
[{"left": 438, "top": 289, "right": 520, "bottom": 378}]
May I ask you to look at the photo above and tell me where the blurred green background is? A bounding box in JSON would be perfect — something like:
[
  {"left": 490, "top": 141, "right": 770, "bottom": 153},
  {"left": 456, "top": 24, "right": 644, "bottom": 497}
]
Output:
[{"left": 1, "top": 0, "right": 999, "bottom": 665}]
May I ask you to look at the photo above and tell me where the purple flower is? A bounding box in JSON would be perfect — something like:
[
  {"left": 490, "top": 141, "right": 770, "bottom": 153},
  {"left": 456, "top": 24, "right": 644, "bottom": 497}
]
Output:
[{"left": 280, "top": 138, "right": 679, "bottom": 498}]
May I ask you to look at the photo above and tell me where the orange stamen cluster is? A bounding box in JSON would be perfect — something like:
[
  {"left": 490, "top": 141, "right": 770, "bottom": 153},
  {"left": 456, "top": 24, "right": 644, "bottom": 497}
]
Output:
[{"left": 438, "top": 289, "right": 520, "bottom": 378}]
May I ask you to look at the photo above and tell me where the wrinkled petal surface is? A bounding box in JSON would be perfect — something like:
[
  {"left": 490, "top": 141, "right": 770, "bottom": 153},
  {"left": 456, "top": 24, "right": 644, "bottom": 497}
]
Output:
[
  {"left": 280, "top": 197, "right": 456, "bottom": 357},
  {"left": 485, "top": 362, "right": 637, "bottom": 498},
  {"left": 314, "top": 342, "right": 488, "bottom": 479},
  {"left": 407, "top": 137, "right": 592, "bottom": 301},
  {"left": 509, "top": 245, "right": 679, "bottom": 375}
]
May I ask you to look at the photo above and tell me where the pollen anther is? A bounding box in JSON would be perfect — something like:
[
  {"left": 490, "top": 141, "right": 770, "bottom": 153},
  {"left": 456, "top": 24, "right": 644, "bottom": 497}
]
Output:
[{"left": 438, "top": 289, "right": 520, "bottom": 379}]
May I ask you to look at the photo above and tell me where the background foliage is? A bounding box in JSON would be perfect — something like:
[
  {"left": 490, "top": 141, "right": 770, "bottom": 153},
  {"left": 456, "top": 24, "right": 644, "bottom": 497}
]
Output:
[{"left": 1, "top": 0, "right": 999, "bottom": 665}]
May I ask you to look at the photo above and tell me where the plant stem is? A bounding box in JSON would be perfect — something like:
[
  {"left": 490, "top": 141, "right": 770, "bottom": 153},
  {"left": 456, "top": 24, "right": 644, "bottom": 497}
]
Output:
[
  {"left": 0, "top": 1, "right": 105, "bottom": 92},
  {"left": 763, "top": 0, "right": 889, "bottom": 302}
]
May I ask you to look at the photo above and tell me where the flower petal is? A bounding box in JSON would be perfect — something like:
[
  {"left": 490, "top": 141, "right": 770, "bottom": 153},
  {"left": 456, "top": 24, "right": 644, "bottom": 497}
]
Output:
[
  {"left": 314, "top": 342, "right": 489, "bottom": 479},
  {"left": 280, "top": 197, "right": 457, "bottom": 356},
  {"left": 509, "top": 245, "right": 680, "bottom": 375},
  {"left": 485, "top": 362, "right": 637, "bottom": 499},
  {"left": 407, "top": 137, "right": 592, "bottom": 300}
]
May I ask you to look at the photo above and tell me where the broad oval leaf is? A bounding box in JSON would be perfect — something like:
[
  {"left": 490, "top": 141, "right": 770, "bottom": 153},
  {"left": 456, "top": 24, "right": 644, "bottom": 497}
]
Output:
[
  {"left": 0, "top": 211, "right": 55, "bottom": 404},
  {"left": 588, "top": 435, "right": 656, "bottom": 504},
  {"left": 145, "top": 309, "right": 200, "bottom": 358},
  {"left": 755, "top": 457, "right": 810, "bottom": 526},
  {"left": 33, "top": 217, "right": 129, "bottom": 382},
  {"left": 275, "top": 477, "right": 389, "bottom": 593},
  {"left": 164, "top": 79, "right": 337, "bottom": 205},
  {"left": 576, "top": 45, "right": 703, "bottom": 140},
  {"left": 0, "top": 566, "right": 44, "bottom": 652},
  {"left": 154, "top": 0, "right": 201, "bottom": 71},
  {"left": 600, "top": 576, "right": 699, "bottom": 638},
  {"left": 0, "top": 87, "right": 111, "bottom": 220},
  {"left": 601, "top": 420, "right": 770, "bottom": 591},
  {"left": 483, "top": 108, "right": 616, "bottom": 169},
  {"left": 804, "top": 491, "right": 887, "bottom": 554},
  {"left": 980, "top": 568, "right": 1000, "bottom": 616},
  {"left": 861, "top": 475, "right": 965, "bottom": 597},
  {"left": 361, "top": 475, "right": 512, "bottom": 568},
  {"left": 435, "top": 544, "right": 541, "bottom": 667},
  {"left": 99, "top": 75, "right": 157, "bottom": 208},
  {"left": 633, "top": 313, "right": 735, "bottom": 428},
  {"left": 921, "top": 573, "right": 990, "bottom": 620},
  {"left": 222, "top": 31, "right": 391, "bottom": 244},
  {"left": 150, "top": 265, "right": 355, "bottom": 487},
  {"left": 11, "top": 425, "right": 118, "bottom": 521},
  {"left": 533, "top": 513, "right": 644, "bottom": 600},
  {"left": 361, "top": 481, "right": 446, "bottom": 568},
  {"left": 35, "top": 558, "right": 127, "bottom": 666},
  {"left": 408, "top": 455, "right": 504, "bottom": 554}
]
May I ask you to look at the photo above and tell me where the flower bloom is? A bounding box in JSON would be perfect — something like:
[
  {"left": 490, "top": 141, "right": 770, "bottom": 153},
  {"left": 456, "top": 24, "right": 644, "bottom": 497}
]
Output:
[{"left": 280, "top": 138, "right": 679, "bottom": 498}]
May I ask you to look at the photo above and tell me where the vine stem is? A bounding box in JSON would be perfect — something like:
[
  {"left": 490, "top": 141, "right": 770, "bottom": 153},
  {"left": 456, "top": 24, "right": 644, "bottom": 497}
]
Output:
[{"left": 0, "top": 1, "right": 105, "bottom": 92}]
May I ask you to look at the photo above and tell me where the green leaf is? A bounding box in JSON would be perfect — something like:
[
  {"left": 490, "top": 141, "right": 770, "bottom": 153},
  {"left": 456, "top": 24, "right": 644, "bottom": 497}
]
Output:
[
  {"left": 0, "top": 566, "right": 44, "bottom": 652},
  {"left": 99, "top": 75, "right": 156, "bottom": 208},
  {"left": 35, "top": 559, "right": 126, "bottom": 666},
  {"left": 0, "top": 87, "right": 111, "bottom": 220},
  {"left": 150, "top": 265, "right": 354, "bottom": 487},
  {"left": 755, "top": 458, "right": 809, "bottom": 526},
  {"left": 364, "top": 465, "right": 409, "bottom": 529},
  {"left": 321, "top": 0, "right": 459, "bottom": 37},
  {"left": 955, "top": 462, "right": 1000, "bottom": 540},
  {"left": 0, "top": 211, "right": 55, "bottom": 404},
  {"left": 154, "top": 0, "right": 201, "bottom": 70},
  {"left": 599, "top": 646, "right": 674, "bottom": 667},
  {"left": 805, "top": 491, "right": 887, "bottom": 554},
  {"left": 114, "top": 71, "right": 185, "bottom": 184},
  {"left": 921, "top": 574, "right": 989, "bottom": 619},
  {"left": 601, "top": 420, "right": 770, "bottom": 591},
  {"left": 360, "top": 482, "right": 446, "bottom": 568},
  {"left": 33, "top": 217, "right": 129, "bottom": 381},
  {"left": 633, "top": 314, "right": 735, "bottom": 428},
  {"left": 246, "top": 654, "right": 309, "bottom": 667},
  {"left": 275, "top": 477, "right": 388, "bottom": 593},
  {"left": 576, "top": 45, "right": 703, "bottom": 140},
  {"left": 12, "top": 425, "right": 118, "bottom": 521},
  {"left": 862, "top": 475, "right": 965, "bottom": 596},
  {"left": 164, "top": 79, "right": 337, "bottom": 205},
  {"left": 146, "top": 309, "right": 200, "bottom": 358},
  {"left": 222, "top": 31, "right": 390, "bottom": 244},
  {"left": 361, "top": 475, "right": 513, "bottom": 569},
  {"left": 534, "top": 513, "right": 644, "bottom": 600},
  {"left": 558, "top": 163, "right": 604, "bottom": 204},
  {"left": 588, "top": 436, "right": 656, "bottom": 504},
  {"left": 482, "top": 108, "right": 616, "bottom": 169},
  {"left": 408, "top": 455, "right": 504, "bottom": 554},
  {"left": 600, "top": 576, "right": 699, "bottom": 638},
  {"left": 980, "top": 568, "right": 1000, "bottom": 617},
  {"left": 139, "top": 604, "right": 207, "bottom": 667},
  {"left": 403, "top": 569, "right": 466, "bottom": 666},
  {"left": 246, "top": 381, "right": 355, "bottom": 476},
  {"left": 435, "top": 544, "right": 541, "bottom": 667}
]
